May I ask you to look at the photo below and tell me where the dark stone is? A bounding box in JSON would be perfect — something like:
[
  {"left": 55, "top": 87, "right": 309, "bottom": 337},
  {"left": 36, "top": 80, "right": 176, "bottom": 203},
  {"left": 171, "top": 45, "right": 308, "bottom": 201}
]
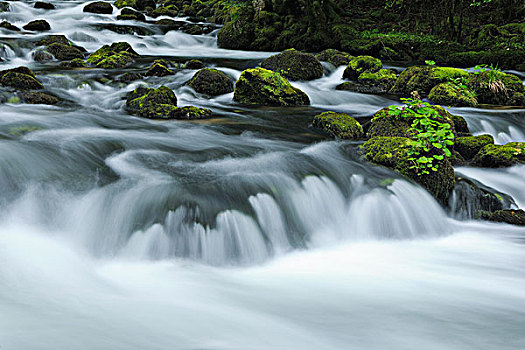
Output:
[
  {"left": 34, "top": 2, "right": 55, "bottom": 10},
  {"left": 83, "top": 1, "right": 113, "bottom": 14},
  {"left": 23, "top": 20, "right": 51, "bottom": 31}
]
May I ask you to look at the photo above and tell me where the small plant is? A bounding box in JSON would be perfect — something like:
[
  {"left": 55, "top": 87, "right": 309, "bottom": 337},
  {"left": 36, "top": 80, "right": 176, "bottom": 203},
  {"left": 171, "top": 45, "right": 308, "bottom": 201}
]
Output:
[
  {"left": 387, "top": 92, "right": 455, "bottom": 175},
  {"left": 472, "top": 64, "right": 507, "bottom": 95},
  {"left": 425, "top": 60, "right": 436, "bottom": 66},
  {"left": 447, "top": 76, "right": 478, "bottom": 103}
]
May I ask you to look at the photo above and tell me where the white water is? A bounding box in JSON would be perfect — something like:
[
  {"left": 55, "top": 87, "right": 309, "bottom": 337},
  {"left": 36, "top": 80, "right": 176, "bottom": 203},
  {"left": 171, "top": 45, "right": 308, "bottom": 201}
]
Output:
[{"left": 1, "top": 1, "right": 525, "bottom": 349}]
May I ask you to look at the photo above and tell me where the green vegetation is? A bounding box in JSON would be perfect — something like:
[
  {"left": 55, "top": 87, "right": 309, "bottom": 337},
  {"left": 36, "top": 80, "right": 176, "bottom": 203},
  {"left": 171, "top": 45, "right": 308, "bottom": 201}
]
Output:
[{"left": 312, "top": 112, "right": 364, "bottom": 139}]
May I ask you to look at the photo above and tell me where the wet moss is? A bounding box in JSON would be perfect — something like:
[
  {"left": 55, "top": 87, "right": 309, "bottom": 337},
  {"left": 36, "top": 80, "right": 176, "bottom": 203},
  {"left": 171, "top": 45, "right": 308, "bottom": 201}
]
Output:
[
  {"left": 315, "top": 49, "right": 354, "bottom": 67},
  {"left": 186, "top": 68, "right": 233, "bottom": 96},
  {"left": 391, "top": 66, "right": 468, "bottom": 96},
  {"left": 261, "top": 49, "right": 324, "bottom": 81},
  {"left": 454, "top": 134, "right": 494, "bottom": 160},
  {"left": 428, "top": 82, "right": 478, "bottom": 107},
  {"left": 343, "top": 55, "right": 382, "bottom": 80},
  {"left": 312, "top": 111, "right": 364, "bottom": 140},
  {"left": 46, "top": 43, "right": 84, "bottom": 61},
  {"left": 472, "top": 142, "right": 525, "bottom": 167},
  {"left": 87, "top": 42, "right": 137, "bottom": 69},
  {"left": 0, "top": 67, "right": 44, "bottom": 90},
  {"left": 145, "top": 61, "right": 174, "bottom": 77},
  {"left": 21, "top": 91, "right": 60, "bottom": 105},
  {"left": 477, "top": 209, "right": 525, "bottom": 226},
  {"left": 467, "top": 70, "right": 524, "bottom": 105}
]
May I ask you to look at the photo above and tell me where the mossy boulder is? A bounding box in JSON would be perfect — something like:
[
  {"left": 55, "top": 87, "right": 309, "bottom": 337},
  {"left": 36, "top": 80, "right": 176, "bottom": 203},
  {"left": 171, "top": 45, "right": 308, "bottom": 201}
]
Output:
[
  {"left": 233, "top": 68, "right": 309, "bottom": 106},
  {"left": 145, "top": 61, "right": 174, "bottom": 77},
  {"left": 0, "top": 67, "right": 44, "bottom": 90},
  {"left": 117, "top": 8, "right": 145, "bottom": 21},
  {"left": 343, "top": 56, "right": 382, "bottom": 81},
  {"left": 83, "top": 1, "right": 113, "bottom": 14},
  {"left": 467, "top": 70, "right": 525, "bottom": 105},
  {"left": 186, "top": 68, "right": 233, "bottom": 96},
  {"left": 168, "top": 106, "right": 212, "bottom": 120},
  {"left": 312, "top": 112, "right": 363, "bottom": 140},
  {"left": 34, "top": 2, "right": 55, "bottom": 10},
  {"left": 315, "top": 49, "right": 354, "bottom": 67},
  {"left": 472, "top": 142, "right": 525, "bottom": 167},
  {"left": 363, "top": 136, "right": 455, "bottom": 205},
  {"left": 454, "top": 135, "right": 494, "bottom": 160},
  {"left": 261, "top": 49, "right": 324, "bottom": 81},
  {"left": 35, "top": 35, "right": 69, "bottom": 47},
  {"left": 21, "top": 91, "right": 59, "bottom": 105},
  {"left": 0, "top": 21, "right": 20, "bottom": 31},
  {"left": 477, "top": 209, "right": 525, "bottom": 226},
  {"left": 59, "top": 58, "right": 87, "bottom": 68},
  {"left": 216, "top": 6, "right": 255, "bottom": 50},
  {"left": 87, "top": 42, "right": 138, "bottom": 69},
  {"left": 391, "top": 66, "right": 468, "bottom": 96},
  {"left": 33, "top": 50, "right": 54, "bottom": 62},
  {"left": 429, "top": 82, "right": 478, "bottom": 107},
  {"left": 114, "top": 0, "right": 155, "bottom": 11},
  {"left": 46, "top": 43, "right": 84, "bottom": 60},
  {"left": 150, "top": 5, "right": 179, "bottom": 18},
  {"left": 23, "top": 20, "right": 51, "bottom": 31},
  {"left": 340, "top": 69, "right": 398, "bottom": 93},
  {"left": 185, "top": 59, "right": 204, "bottom": 69}
]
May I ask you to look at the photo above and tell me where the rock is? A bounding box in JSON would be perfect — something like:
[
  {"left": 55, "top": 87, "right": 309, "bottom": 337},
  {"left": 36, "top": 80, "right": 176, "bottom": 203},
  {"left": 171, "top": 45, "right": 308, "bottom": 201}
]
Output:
[
  {"left": 429, "top": 82, "right": 478, "bottom": 107},
  {"left": 46, "top": 43, "right": 84, "bottom": 60},
  {"left": 114, "top": 0, "right": 155, "bottom": 11},
  {"left": 0, "top": 21, "right": 20, "bottom": 31},
  {"left": 33, "top": 50, "right": 54, "bottom": 62},
  {"left": 454, "top": 135, "right": 494, "bottom": 160},
  {"left": 185, "top": 59, "right": 204, "bottom": 69},
  {"left": 216, "top": 6, "right": 255, "bottom": 50},
  {"left": 87, "top": 42, "right": 138, "bottom": 69},
  {"left": 144, "top": 61, "right": 174, "bottom": 77},
  {"left": 477, "top": 209, "right": 525, "bottom": 226},
  {"left": 83, "top": 1, "right": 113, "bottom": 14},
  {"left": 0, "top": 2, "right": 9, "bottom": 12},
  {"left": 233, "top": 68, "right": 310, "bottom": 106},
  {"left": 467, "top": 70, "right": 525, "bottom": 105},
  {"left": 343, "top": 56, "right": 382, "bottom": 80},
  {"left": 336, "top": 82, "right": 388, "bottom": 94},
  {"left": 261, "top": 49, "right": 324, "bottom": 81},
  {"left": 35, "top": 35, "right": 69, "bottom": 46},
  {"left": 34, "top": 2, "right": 55, "bottom": 10},
  {"left": 449, "top": 114, "right": 470, "bottom": 137},
  {"left": 315, "top": 49, "right": 354, "bottom": 67},
  {"left": 168, "top": 106, "right": 212, "bottom": 120},
  {"left": 0, "top": 67, "right": 44, "bottom": 90},
  {"left": 23, "top": 20, "right": 51, "bottom": 32},
  {"left": 367, "top": 105, "right": 457, "bottom": 139},
  {"left": 117, "top": 72, "right": 143, "bottom": 82},
  {"left": 186, "top": 68, "right": 233, "bottom": 96},
  {"left": 354, "top": 69, "right": 397, "bottom": 93},
  {"left": 363, "top": 136, "right": 455, "bottom": 205},
  {"left": 59, "top": 58, "right": 87, "bottom": 68},
  {"left": 391, "top": 66, "right": 468, "bottom": 96},
  {"left": 117, "top": 8, "right": 145, "bottom": 21},
  {"left": 21, "top": 91, "right": 59, "bottom": 105},
  {"left": 312, "top": 111, "right": 364, "bottom": 139},
  {"left": 472, "top": 142, "right": 525, "bottom": 167},
  {"left": 150, "top": 5, "right": 179, "bottom": 18}
]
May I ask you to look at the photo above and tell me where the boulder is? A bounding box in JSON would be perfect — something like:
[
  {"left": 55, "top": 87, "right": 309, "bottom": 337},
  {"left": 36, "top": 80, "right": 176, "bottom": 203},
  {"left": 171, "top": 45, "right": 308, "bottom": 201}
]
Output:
[
  {"left": 343, "top": 56, "right": 382, "bottom": 80},
  {"left": 33, "top": 50, "right": 54, "bottom": 62},
  {"left": 391, "top": 66, "right": 468, "bottom": 96},
  {"left": 59, "top": 58, "right": 87, "bottom": 68},
  {"left": 428, "top": 82, "right": 478, "bottom": 107},
  {"left": 34, "top": 2, "right": 55, "bottom": 10},
  {"left": 35, "top": 35, "right": 69, "bottom": 47},
  {"left": 114, "top": 0, "right": 155, "bottom": 11},
  {"left": 83, "top": 1, "right": 114, "bottom": 14},
  {"left": 46, "top": 43, "right": 84, "bottom": 60},
  {"left": 117, "top": 8, "right": 145, "bottom": 21},
  {"left": 315, "top": 49, "right": 354, "bottom": 67},
  {"left": 261, "top": 49, "right": 324, "bottom": 81},
  {"left": 186, "top": 68, "right": 233, "bottom": 96},
  {"left": 477, "top": 209, "right": 525, "bottom": 226},
  {"left": 472, "top": 142, "right": 525, "bottom": 167},
  {"left": 150, "top": 5, "right": 179, "bottom": 18},
  {"left": 0, "top": 67, "right": 44, "bottom": 90},
  {"left": 23, "top": 20, "right": 51, "bottom": 31},
  {"left": 467, "top": 70, "right": 525, "bottom": 105},
  {"left": 87, "top": 42, "right": 138, "bottom": 69},
  {"left": 363, "top": 136, "right": 456, "bottom": 205},
  {"left": 0, "top": 21, "right": 20, "bottom": 31},
  {"left": 233, "top": 68, "right": 310, "bottom": 106},
  {"left": 337, "top": 69, "right": 398, "bottom": 94},
  {"left": 312, "top": 112, "right": 363, "bottom": 140},
  {"left": 144, "top": 60, "right": 174, "bottom": 77},
  {"left": 21, "top": 91, "right": 59, "bottom": 105},
  {"left": 454, "top": 135, "right": 494, "bottom": 160},
  {"left": 185, "top": 59, "right": 204, "bottom": 69}
]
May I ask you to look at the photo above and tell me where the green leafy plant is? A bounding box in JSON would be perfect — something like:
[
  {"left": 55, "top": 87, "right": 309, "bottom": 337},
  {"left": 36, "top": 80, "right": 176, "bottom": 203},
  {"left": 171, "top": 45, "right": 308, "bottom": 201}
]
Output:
[
  {"left": 472, "top": 63, "right": 507, "bottom": 95},
  {"left": 447, "top": 76, "right": 478, "bottom": 102},
  {"left": 425, "top": 60, "right": 436, "bottom": 66},
  {"left": 387, "top": 93, "right": 455, "bottom": 175}
]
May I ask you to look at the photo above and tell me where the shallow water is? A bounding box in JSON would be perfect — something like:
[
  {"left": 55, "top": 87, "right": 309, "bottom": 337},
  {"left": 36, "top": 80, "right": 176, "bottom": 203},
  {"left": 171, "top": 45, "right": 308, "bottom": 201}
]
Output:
[{"left": 1, "top": 1, "right": 525, "bottom": 349}]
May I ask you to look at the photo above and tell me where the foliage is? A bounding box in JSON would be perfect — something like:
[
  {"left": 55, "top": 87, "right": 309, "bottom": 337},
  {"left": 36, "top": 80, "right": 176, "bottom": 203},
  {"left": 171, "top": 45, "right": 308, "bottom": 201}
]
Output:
[{"left": 386, "top": 93, "right": 454, "bottom": 175}]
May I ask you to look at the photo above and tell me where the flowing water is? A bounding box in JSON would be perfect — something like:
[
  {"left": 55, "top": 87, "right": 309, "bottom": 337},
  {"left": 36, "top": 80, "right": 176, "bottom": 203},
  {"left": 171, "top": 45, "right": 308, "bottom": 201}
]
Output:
[{"left": 1, "top": 2, "right": 525, "bottom": 349}]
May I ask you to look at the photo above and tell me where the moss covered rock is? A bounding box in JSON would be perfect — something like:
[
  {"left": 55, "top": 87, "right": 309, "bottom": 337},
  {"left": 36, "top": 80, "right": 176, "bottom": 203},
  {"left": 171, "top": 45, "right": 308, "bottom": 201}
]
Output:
[
  {"left": 261, "top": 49, "right": 324, "bottom": 81},
  {"left": 23, "top": 20, "right": 50, "bottom": 31},
  {"left": 467, "top": 70, "right": 525, "bottom": 105},
  {"left": 454, "top": 135, "right": 494, "bottom": 160},
  {"left": 46, "top": 43, "right": 84, "bottom": 60},
  {"left": 168, "top": 106, "right": 212, "bottom": 120},
  {"left": 341, "top": 69, "right": 398, "bottom": 93},
  {"left": 185, "top": 59, "right": 204, "bottom": 69},
  {"left": 83, "top": 1, "right": 113, "bottom": 14},
  {"left": 312, "top": 112, "right": 363, "bottom": 140},
  {"left": 315, "top": 49, "right": 354, "bottom": 67},
  {"left": 87, "top": 42, "right": 137, "bottom": 69},
  {"left": 114, "top": 0, "right": 154, "bottom": 11},
  {"left": 216, "top": 6, "right": 255, "bottom": 50},
  {"left": 117, "top": 8, "right": 146, "bottom": 21},
  {"left": 59, "top": 58, "right": 87, "bottom": 68},
  {"left": 145, "top": 61, "right": 174, "bottom": 77},
  {"left": 343, "top": 56, "right": 382, "bottom": 80},
  {"left": 478, "top": 209, "right": 525, "bottom": 226},
  {"left": 0, "top": 21, "right": 20, "bottom": 31},
  {"left": 472, "top": 142, "right": 525, "bottom": 167},
  {"left": 186, "top": 68, "right": 233, "bottom": 96},
  {"left": 233, "top": 68, "right": 310, "bottom": 106},
  {"left": 391, "top": 66, "right": 468, "bottom": 96},
  {"left": 35, "top": 35, "right": 69, "bottom": 47},
  {"left": 21, "top": 91, "right": 59, "bottom": 105},
  {"left": 428, "top": 82, "right": 478, "bottom": 107},
  {"left": 0, "top": 67, "right": 44, "bottom": 90},
  {"left": 150, "top": 5, "right": 179, "bottom": 18},
  {"left": 363, "top": 136, "right": 455, "bottom": 204}
]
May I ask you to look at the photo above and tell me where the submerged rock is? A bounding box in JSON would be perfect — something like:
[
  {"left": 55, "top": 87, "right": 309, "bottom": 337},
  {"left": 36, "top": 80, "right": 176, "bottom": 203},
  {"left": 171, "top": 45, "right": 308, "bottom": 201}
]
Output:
[
  {"left": 478, "top": 209, "right": 525, "bottom": 226},
  {"left": 472, "top": 142, "right": 525, "bottom": 167},
  {"left": 23, "top": 20, "right": 51, "bottom": 32},
  {"left": 186, "top": 68, "right": 233, "bottom": 96},
  {"left": 312, "top": 112, "right": 363, "bottom": 140},
  {"left": 0, "top": 67, "right": 44, "bottom": 90},
  {"left": 261, "top": 49, "right": 324, "bottom": 81},
  {"left": 233, "top": 68, "right": 310, "bottom": 106},
  {"left": 83, "top": 1, "right": 114, "bottom": 14}
]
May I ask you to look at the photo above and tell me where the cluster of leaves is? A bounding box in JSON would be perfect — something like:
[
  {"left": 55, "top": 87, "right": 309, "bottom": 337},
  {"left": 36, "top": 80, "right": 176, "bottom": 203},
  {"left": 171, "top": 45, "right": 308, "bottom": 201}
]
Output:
[
  {"left": 387, "top": 95, "right": 454, "bottom": 175},
  {"left": 448, "top": 76, "right": 478, "bottom": 101},
  {"left": 472, "top": 63, "right": 507, "bottom": 94}
]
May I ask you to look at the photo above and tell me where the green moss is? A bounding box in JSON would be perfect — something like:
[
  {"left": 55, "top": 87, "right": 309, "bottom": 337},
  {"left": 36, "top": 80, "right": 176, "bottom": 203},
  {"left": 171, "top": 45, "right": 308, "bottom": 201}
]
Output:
[
  {"left": 233, "top": 68, "right": 309, "bottom": 106},
  {"left": 455, "top": 134, "right": 494, "bottom": 160},
  {"left": 478, "top": 209, "right": 525, "bottom": 226},
  {"left": 363, "top": 136, "right": 455, "bottom": 204},
  {"left": 312, "top": 111, "right": 364, "bottom": 140},
  {"left": 9, "top": 125, "right": 43, "bottom": 136},
  {"left": 126, "top": 85, "right": 178, "bottom": 119},
  {"left": 96, "top": 52, "right": 134, "bottom": 69},
  {"left": 168, "top": 106, "right": 212, "bottom": 120},
  {"left": 472, "top": 142, "right": 525, "bottom": 167},
  {"left": 391, "top": 66, "right": 468, "bottom": 96},
  {"left": 428, "top": 82, "right": 478, "bottom": 107},
  {"left": 0, "top": 69, "right": 44, "bottom": 90},
  {"left": 468, "top": 70, "right": 525, "bottom": 105},
  {"left": 151, "top": 5, "right": 179, "bottom": 18},
  {"left": 357, "top": 69, "right": 397, "bottom": 90},
  {"left": 261, "top": 49, "right": 324, "bottom": 81},
  {"left": 315, "top": 49, "right": 354, "bottom": 67},
  {"left": 7, "top": 96, "right": 20, "bottom": 104},
  {"left": 343, "top": 55, "right": 382, "bottom": 80},
  {"left": 46, "top": 43, "right": 84, "bottom": 61},
  {"left": 186, "top": 68, "right": 233, "bottom": 96},
  {"left": 87, "top": 42, "right": 137, "bottom": 68},
  {"left": 145, "top": 61, "right": 174, "bottom": 77}
]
